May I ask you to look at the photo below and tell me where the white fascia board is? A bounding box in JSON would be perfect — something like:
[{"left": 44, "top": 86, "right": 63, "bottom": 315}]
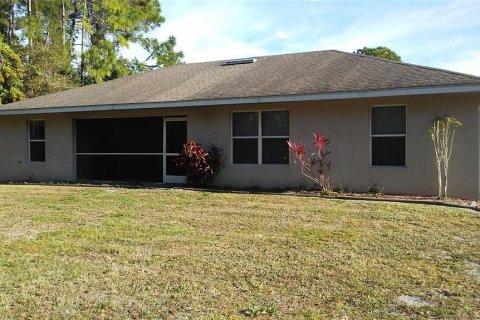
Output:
[{"left": 1, "top": 84, "right": 479, "bottom": 116}]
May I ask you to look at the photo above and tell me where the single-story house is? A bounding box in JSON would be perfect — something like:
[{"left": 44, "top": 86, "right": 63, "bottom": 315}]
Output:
[{"left": 1, "top": 50, "right": 479, "bottom": 199}]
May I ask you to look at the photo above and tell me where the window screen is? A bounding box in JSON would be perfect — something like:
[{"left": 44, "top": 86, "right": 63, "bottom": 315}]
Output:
[
  {"left": 232, "top": 112, "right": 258, "bottom": 136},
  {"left": 262, "top": 138, "right": 289, "bottom": 164},
  {"left": 262, "top": 111, "right": 289, "bottom": 136},
  {"left": 232, "top": 112, "right": 259, "bottom": 164},
  {"left": 233, "top": 139, "right": 258, "bottom": 164},
  {"left": 29, "top": 120, "right": 45, "bottom": 162},
  {"left": 371, "top": 106, "right": 406, "bottom": 135},
  {"left": 371, "top": 106, "right": 406, "bottom": 166},
  {"left": 30, "top": 120, "right": 45, "bottom": 140},
  {"left": 232, "top": 111, "right": 289, "bottom": 164},
  {"left": 372, "top": 137, "right": 405, "bottom": 166}
]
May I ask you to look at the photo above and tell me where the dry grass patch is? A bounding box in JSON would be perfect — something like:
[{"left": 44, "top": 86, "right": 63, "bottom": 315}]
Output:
[{"left": 0, "top": 185, "right": 478, "bottom": 319}]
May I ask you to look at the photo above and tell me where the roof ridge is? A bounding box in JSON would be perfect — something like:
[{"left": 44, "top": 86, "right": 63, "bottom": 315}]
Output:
[
  {"left": 251, "top": 49, "right": 334, "bottom": 60},
  {"left": 329, "top": 49, "right": 480, "bottom": 80},
  {"left": 164, "top": 49, "right": 336, "bottom": 65}
]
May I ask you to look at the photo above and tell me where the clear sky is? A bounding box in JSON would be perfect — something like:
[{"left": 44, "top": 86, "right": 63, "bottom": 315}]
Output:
[{"left": 123, "top": 0, "right": 480, "bottom": 76}]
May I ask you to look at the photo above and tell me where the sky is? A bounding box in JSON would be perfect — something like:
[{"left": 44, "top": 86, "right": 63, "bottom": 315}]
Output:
[{"left": 122, "top": 0, "right": 480, "bottom": 76}]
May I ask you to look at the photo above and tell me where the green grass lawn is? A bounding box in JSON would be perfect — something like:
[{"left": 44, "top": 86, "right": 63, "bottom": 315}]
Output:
[{"left": 0, "top": 185, "right": 478, "bottom": 319}]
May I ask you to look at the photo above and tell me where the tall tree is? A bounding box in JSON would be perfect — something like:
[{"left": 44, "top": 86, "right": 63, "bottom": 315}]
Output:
[
  {"left": 355, "top": 46, "right": 402, "bottom": 61},
  {"left": 0, "top": 0, "right": 183, "bottom": 104},
  {"left": 0, "top": 39, "right": 25, "bottom": 103},
  {"left": 17, "top": 0, "right": 76, "bottom": 98},
  {"left": 0, "top": 1, "right": 16, "bottom": 44},
  {"left": 69, "top": 0, "right": 183, "bottom": 85}
]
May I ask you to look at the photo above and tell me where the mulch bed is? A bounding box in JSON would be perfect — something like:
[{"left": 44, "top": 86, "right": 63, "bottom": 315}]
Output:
[{"left": 281, "top": 190, "right": 479, "bottom": 211}]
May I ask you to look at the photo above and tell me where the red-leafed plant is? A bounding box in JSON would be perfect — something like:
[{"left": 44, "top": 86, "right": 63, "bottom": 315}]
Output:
[
  {"left": 287, "top": 132, "right": 332, "bottom": 192},
  {"left": 175, "top": 140, "right": 224, "bottom": 186}
]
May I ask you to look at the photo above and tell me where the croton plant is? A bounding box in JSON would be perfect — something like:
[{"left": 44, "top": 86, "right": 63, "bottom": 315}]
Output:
[
  {"left": 287, "top": 132, "right": 332, "bottom": 193},
  {"left": 176, "top": 141, "right": 224, "bottom": 186}
]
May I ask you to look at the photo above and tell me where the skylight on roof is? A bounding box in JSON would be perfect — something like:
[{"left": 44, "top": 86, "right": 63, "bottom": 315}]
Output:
[{"left": 223, "top": 58, "right": 257, "bottom": 66}]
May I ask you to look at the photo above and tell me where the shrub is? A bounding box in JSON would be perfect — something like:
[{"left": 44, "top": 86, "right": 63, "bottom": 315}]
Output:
[
  {"left": 334, "top": 184, "right": 350, "bottom": 194},
  {"left": 175, "top": 141, "right": 224, "bottom": 186},
  {"left": 288, "top": 132, "right": 332, "bottom": 193},
  {"left": 368, "top": 184, "right": 384, "bottom": 195}
]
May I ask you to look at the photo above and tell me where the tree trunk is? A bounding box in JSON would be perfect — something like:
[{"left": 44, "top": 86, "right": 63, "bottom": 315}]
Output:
[
  {"left": 443, "top": 164, "right": 449, "bottom": 199},
  {"left": 437, "top": 161, "right": 442, "bottom": 198},
  {"left": 80, "top": 20, "right": 85, "bottom": 86},
  {"left": 61, "top": 1, "right": 65, "bottom": 46},
  {"left": 33, "top": 0, "right": 39, "bottom": 17},
  {"left": 8, "top": 0, "right": 14, "bottom": 43},
  {"left": 27, "top": 0, "right": 32, "bottom": 47},
  {"left": 69, "top": 4, "right": 78, "bottom": 46}
]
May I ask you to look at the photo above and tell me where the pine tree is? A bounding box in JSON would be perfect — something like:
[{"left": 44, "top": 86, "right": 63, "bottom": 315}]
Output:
[
  {"left": 0, "top": 0, "right": 182, "bottom": 103},
  {"left": 19, "top": 0, "right": 76, "bottom": 98},
  {"left": 69, "top": 0, "right": 183, "bottom": 84}
]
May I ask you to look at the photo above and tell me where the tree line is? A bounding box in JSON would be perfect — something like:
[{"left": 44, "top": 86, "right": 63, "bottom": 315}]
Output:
[{"left": 0, "top": 0, "right": 183, "bottom": 104}]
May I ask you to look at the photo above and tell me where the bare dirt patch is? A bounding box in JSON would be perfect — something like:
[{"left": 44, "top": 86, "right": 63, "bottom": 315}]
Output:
[
  {"left": 1, "top": 225, "right": 62, "bottom": 240},
  {"left": 396, "top": 295, "right": 431, "bottom": 308},
  {"left": 464, "top": 261, "right": 480, "bottom": 277}
]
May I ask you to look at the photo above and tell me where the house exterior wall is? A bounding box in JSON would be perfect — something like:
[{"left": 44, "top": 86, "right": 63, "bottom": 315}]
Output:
[
  {"left": 0, "top": 114, "right": 74, "bottom": 181},
  {"left": 0, "top": 92, "right": 478, "bottom": 199}
]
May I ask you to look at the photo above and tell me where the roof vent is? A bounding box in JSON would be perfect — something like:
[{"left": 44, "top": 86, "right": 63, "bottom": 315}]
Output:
[{"left": 223, "top": 58, "right": 257, "bottom": 66}]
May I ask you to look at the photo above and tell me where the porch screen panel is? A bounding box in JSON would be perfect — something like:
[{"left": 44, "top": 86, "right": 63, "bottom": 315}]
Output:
[
  {"left": 166, "top": 155, "right": 186, "bottom": 176},
  {"left": 77, "top": 155, "right": 163, "bottom": 182},
  {"left": 76, "top": 116, "right": 163, "bottom": 182},
  {"left": 76, "top": 117, "right": 163, "bottom": 153},
  {"left": 165, "top": 120, "right": 187, "bottom": 176},
  {"left": 166, "top": 121, "right": 187, "bottom": 154}
]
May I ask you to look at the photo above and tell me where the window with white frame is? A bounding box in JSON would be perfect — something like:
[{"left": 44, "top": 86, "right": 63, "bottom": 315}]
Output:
[
  {"left": 232, "top": 111, "right": 289, "bottom": 164},
  {"left": 29, "top": 120, "right": 45, "bottom": 162},
  {"left": 371, "top": 106, "right": 406, "bottom": 166}
]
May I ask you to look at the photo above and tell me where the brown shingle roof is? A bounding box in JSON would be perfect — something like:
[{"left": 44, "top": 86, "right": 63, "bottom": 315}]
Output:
[{"left": 4, "top": 50, "right": 480, "bottom": 111}]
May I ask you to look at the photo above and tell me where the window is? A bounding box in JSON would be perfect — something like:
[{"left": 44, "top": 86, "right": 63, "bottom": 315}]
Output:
[
  {"left": 232, "top": 111, "right": 289, "bottom": 164},
  {"left": 262, "top": 111, "right": 289, "bottom": 164},
  {"left": 29, "top": 120, "right": 45, "bottom": 162},
  {"left": 371, "top": 106, "right": 406, "bottom": 166},
  {"left": 232, "top": 112, "right": 258, "bottom": 164}
]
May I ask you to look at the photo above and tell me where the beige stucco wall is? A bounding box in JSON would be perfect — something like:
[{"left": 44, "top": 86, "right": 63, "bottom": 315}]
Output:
[
  {"left": 0, "top": 114, "right": 74, "bottom": 181},
  {"left": 0, "top": 92, "right": 478, "bottom": 199}
]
